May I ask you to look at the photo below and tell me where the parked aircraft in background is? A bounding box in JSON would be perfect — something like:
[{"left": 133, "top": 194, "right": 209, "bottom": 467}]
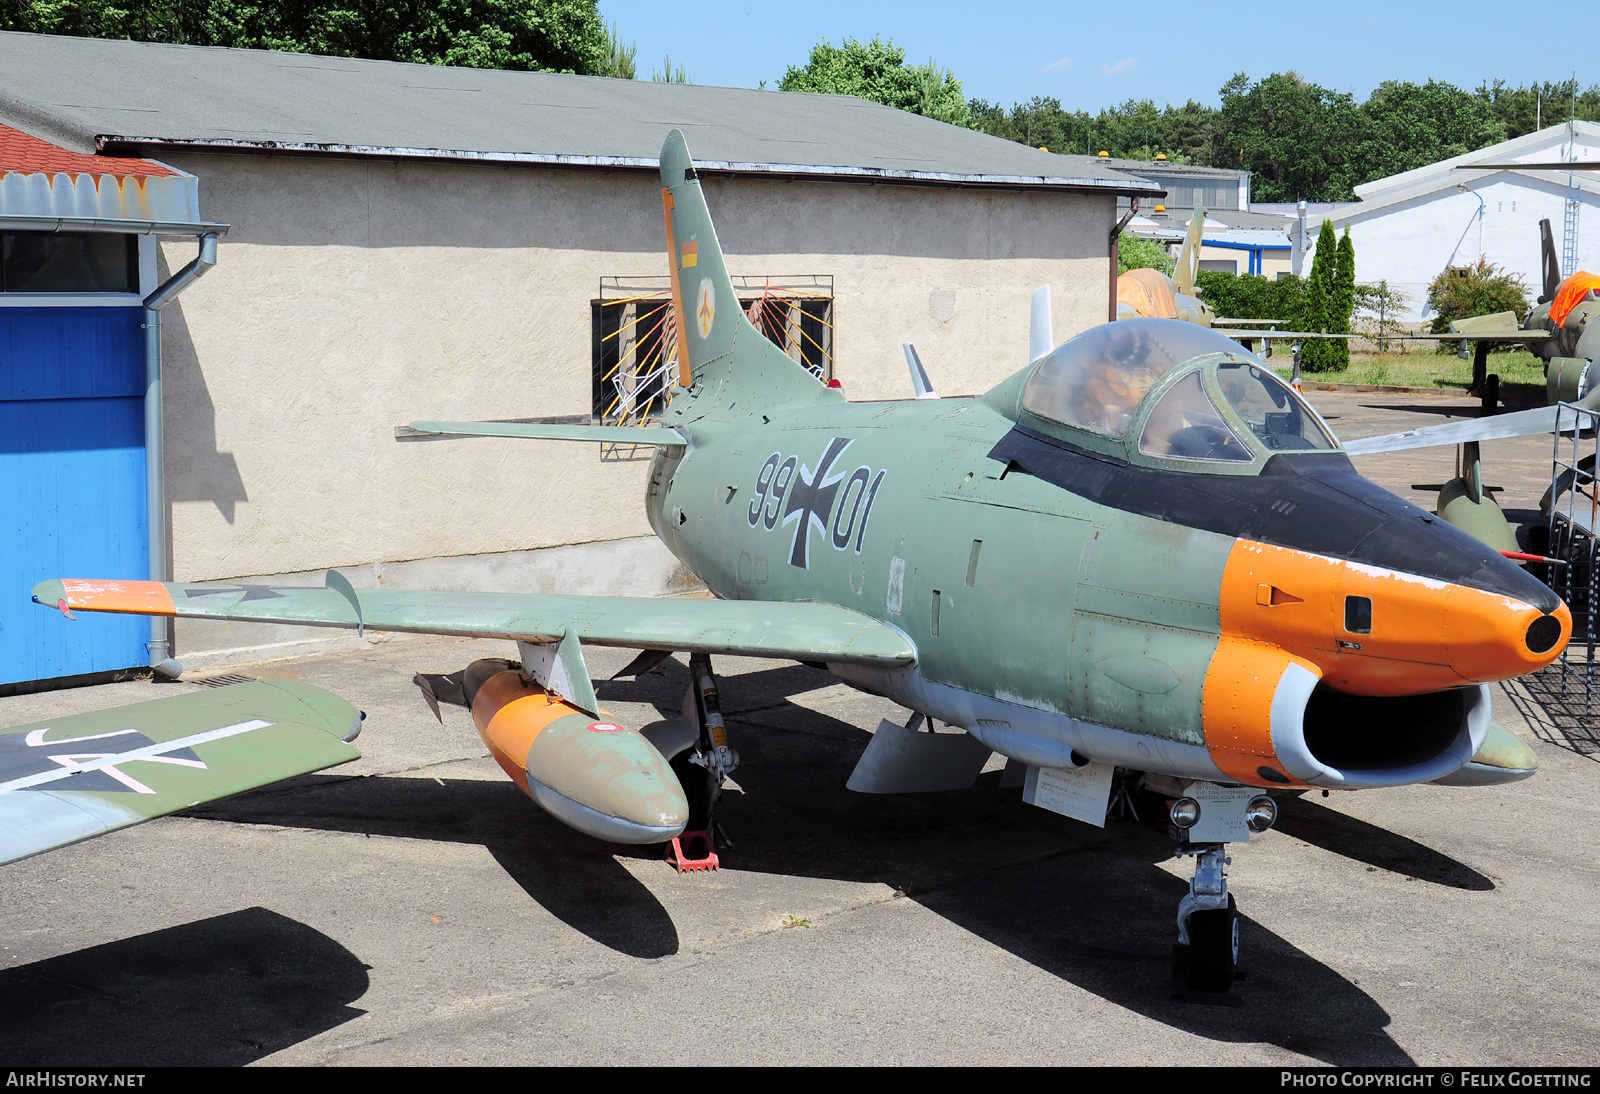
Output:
[
  {"left": 34, "top": 131, "right": 1566, "bottom": 1001},
  {"left": 1116, "top": 206, "right": 1349, "bottom": 358},
  {"left": 0, "top": 680, "right": 361, "bottom": 866}
]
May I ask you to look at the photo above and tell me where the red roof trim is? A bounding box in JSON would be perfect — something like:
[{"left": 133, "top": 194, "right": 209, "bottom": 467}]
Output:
[{"left": 0, "top": 123, "right": 177, "bottom": 179}]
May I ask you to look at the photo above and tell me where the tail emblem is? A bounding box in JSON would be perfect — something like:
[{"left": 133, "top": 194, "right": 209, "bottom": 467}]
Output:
[{"left": 696, "top": 278, "right": 716, "bottom": 339}]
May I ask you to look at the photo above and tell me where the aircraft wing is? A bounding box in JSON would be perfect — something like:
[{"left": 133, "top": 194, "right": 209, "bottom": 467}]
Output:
[
  {"left": 32, "top": 580, "right": 917, "bottom": 667},
  {"left": 0, "top": 680, "right": 361, "bottom": 866},
  {"left": 1222, "top": 330, "right": 1355, "bottom": 340},
  {"left": 1396, "top": 331, "right": 1554, "bottom": 342},
  {"left": 1341, "top": 405, "right": 1566, "bottom": 455}
]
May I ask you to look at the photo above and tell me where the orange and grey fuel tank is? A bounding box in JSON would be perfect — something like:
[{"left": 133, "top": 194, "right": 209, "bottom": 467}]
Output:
[{"left": 463, "top": 659, "right": 688, "bottom": 844}]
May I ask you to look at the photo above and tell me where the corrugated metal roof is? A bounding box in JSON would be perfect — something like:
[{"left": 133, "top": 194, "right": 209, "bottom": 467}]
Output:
[
  {"left": 0, "top": 32, "right": 1159, "bottom": 195},
  {"left": 0, "top": 121, "right": 202, "bottom": 222}
]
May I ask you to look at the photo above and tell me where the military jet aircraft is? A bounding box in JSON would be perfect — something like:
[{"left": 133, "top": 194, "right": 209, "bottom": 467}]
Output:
[
  {"left": 31, "top": 131, "right": 1568, "bottom": 1000},
  {"left": 0, "top": 679, "right": 361, "bottom": 866},
  {"left": 1339, "top": 219, "right": 1600, "bottom": 552}
]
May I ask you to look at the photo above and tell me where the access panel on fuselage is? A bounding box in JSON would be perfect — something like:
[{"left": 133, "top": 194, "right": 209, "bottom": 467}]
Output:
[{"left": 0, "top": 307, "right": 148, "bottom": 685}]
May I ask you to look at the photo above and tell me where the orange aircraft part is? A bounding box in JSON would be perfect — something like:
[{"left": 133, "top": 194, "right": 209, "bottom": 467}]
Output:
[
  {"left": 1201, "top": 636, "right": 1319, "bottom": 788},
  {"left": 1217, "top": 538, "right": 1570, "bottom": 696},
  {"left": 1549, "top": 271, "right": 1600, "bottom": 327},
  {"left": 1117, "top": 268, "right": 1178, "bottom": 319},
  {"left": 470, "top": 670, "right": 607, "bottom": 794},
  {"left": 661, "top": 187, "right": 693, "bottom": 390},
  {"left": 57, "top": 579, "right": 176, "bottom": 616}
]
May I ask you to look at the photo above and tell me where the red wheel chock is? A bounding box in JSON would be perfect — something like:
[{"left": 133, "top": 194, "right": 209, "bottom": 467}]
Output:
[{"left": 665, "top": 830, "right": 719, "bottom": 873}]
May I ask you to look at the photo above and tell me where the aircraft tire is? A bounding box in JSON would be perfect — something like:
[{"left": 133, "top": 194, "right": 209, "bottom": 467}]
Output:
[{"left": 1186, "top": 895, "right": 1238, "bottom": 993}]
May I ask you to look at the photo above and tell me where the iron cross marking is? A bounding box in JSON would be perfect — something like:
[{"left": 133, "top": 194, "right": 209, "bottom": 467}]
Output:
[
  {"left": 782, "top": 437, "right": 853, "bottom": 569},
  {"left": 184, "top": 585, "right": 286, "bottom": 601}
]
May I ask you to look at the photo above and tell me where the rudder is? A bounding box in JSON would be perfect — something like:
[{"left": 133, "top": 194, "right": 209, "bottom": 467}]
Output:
[
  {"left": 659, "top": 130, "right": 839, "bottom": 414},
  {"left": 1540, "top": 218, "right": 1562, "bottom": 303}
]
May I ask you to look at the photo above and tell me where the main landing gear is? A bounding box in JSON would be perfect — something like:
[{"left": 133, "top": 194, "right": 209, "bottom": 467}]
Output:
[{"left": 665, "top": 652, "right": 739, "bottom": 872}]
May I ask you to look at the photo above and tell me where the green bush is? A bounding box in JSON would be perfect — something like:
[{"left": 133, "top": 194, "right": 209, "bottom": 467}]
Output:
[
  {"left": 1194, "top": 270, "right": 1306, "bottom": 324},
  {"left": 1426, "top": 258, "right": 1530, "bottom": 352},
  {"left": 1118, "top": 234, "right": 1174, "bottom": 275}
]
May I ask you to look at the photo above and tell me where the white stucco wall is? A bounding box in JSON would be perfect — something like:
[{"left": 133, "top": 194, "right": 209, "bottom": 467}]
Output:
[{"left": 155, "top": 153, "right": 1112, "bottom": 593}]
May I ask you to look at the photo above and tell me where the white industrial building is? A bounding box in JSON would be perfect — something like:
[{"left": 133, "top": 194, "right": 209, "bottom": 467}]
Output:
[{"left": 1305, "top": 121, "right": 1600, "bottom": 322}]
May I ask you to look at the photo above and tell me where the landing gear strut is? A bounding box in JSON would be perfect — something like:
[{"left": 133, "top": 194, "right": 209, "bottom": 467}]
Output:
[
  {"left": 666, "top": 652, "right": 739, "bottom": 872},
  {"left": 1172, "top": 843, "right": 1242, "bottom": 1004}
]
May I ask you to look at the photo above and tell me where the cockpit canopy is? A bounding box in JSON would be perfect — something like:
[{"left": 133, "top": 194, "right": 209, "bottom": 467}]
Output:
[{"left": 1019, "top": 318, "right": 1336, "bottom": 466}]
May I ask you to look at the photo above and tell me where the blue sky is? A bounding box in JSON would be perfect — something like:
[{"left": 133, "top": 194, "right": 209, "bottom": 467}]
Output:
[{"left": 598, "top": 1, "right": 1563, "bottom": 110}]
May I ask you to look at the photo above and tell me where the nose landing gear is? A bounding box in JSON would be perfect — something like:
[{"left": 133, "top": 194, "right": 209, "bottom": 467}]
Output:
[{"left": 1172, "top": 843, "right": 1242, "bottom": 1005}]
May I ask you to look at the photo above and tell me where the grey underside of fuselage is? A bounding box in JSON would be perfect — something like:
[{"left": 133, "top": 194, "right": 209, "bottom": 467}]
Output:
[{"left": 825, "top": 661, "right": 1234, "bottom": 785}]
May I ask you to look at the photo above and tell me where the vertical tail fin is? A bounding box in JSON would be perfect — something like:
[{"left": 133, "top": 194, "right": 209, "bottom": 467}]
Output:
[
  {"left": 1173, "top": 205, "right": 1205, "bottom": 295},
  {"left": 1540, "top": 218, "right": 1562, "bottom": 303},
  {"left": 659, "top": 130, "right": 838, "bottom": 412}
]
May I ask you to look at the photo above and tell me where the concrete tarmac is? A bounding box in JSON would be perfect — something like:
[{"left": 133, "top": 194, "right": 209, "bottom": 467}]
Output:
[{"left": 0, "top": 390, "right": 1595, "bottom": 1067}]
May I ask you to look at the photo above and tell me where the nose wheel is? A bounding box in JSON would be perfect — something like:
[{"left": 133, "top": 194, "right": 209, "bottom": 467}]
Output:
[{"left": 1172, "top": 843, "right": 1244, "bottom": 1005}]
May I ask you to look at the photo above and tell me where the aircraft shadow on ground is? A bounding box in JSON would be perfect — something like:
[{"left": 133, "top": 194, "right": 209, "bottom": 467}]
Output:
[
  {"left": 182, "top": 661, "right": 1479, "bottom": 1062},
  {"left": 1272, "top": 794, "right": 1493, "bottom": 891},
  {"left": 188, "top": 771, "right": 682, "bottom": 961},
  {"left": 0, "top": 907, "right": 367, "bottom": 1065}
]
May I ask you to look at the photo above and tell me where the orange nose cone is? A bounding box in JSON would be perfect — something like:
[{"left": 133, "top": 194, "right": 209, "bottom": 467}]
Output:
[
  {"left": 1222, "top": 540, "right": 1572, "bottom": 697},
  {"left": 1435, "top": 583, "right": 1570, "bottom": 686}
]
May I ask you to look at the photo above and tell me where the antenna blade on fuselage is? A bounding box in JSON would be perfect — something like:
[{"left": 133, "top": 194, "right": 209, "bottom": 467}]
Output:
[
  {"left": 1030, "top": 285, "right": 1054, "bottom": 362},
  {"left": 902, "top": 343, "right": 939, "bottom": 399}
]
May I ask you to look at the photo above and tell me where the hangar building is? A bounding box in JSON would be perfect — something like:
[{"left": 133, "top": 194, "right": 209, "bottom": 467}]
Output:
[
  {"left": 1305, "top": 121, "right": 1600, "bottom": 322},
  {"left": 0, "top": 32, "right": 1155, "bottom": 683}
]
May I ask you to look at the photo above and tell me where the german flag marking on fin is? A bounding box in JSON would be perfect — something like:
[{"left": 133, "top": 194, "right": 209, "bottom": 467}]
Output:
[{"left": 681, "top": 240, "right": 698, "bottom": 268}]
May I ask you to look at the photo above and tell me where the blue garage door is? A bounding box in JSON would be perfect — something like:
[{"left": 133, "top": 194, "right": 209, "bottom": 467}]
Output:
[{"left": 0, "top": 307, "right": 147, "bottom": 685}]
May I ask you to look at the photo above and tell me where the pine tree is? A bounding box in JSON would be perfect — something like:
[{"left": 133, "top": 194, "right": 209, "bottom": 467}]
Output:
[
  {"left": 1301, "top": 220, "right": 1339, "bottom": 372},
  {"left": 1331, "top": 227, "right": 1356, "bottom": 368}
]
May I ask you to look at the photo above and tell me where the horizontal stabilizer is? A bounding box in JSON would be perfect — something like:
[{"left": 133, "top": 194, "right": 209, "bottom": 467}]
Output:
[
  {"left": 403, "top": 421, "right": 686, "bottom": 445},
  {"left": 0, "top": 680, "right": 361, "bottom": 867},
  {"left": 34, "top": 580, "right": 918, "bottom": 668}
]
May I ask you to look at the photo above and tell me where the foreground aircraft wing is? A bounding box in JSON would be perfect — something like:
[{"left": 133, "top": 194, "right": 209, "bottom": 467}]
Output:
[
  {"left": 1396, "top": 331, "right": 1554, "bottom": 342},
  {"left": 402, "top": 421, "right": 687, "bottom": 445},
  {"left": 1341, "top": 405, "right": 1567, "bottom": 455},
  {"left": 0, "top": 680, "right": 361, "bottom": 866},
  {"left": 33, "top": 581, "right": 916, "bottom": 667}
]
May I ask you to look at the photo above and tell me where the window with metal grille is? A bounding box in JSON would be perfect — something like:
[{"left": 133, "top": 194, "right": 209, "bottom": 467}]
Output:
[{"left": 592, "top": 275, "right": 834, "bottom": 425}]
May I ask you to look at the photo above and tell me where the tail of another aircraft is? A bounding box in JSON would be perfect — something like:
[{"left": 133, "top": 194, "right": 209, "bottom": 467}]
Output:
[
  {"left": 1539, "top": 218, "right": 1562, "bottom": 303},
  {"left": 1173, "top": 205, "right": 1205, "bottom": 296},
  {"left": 658, "top": 130, "right": 840, "bottom": 414}
]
